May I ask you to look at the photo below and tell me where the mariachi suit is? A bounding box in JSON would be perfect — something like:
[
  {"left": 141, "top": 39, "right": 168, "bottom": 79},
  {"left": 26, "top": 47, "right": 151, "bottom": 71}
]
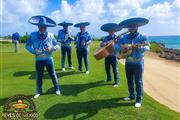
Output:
[
  {"left": 75, "top": 31, "right": 92, "bottom": 71},
  {"left": 25, "top": 31, "right": 60, "bottom": 94},
  {"left": 116, "top": 32, "right": 150, "bottom": 103},
  {"left": 58, "top": 29, "right": 74, "bottom": 68},
  {"left": 101, "top": 35, "right": 120, "bottom": 84}
]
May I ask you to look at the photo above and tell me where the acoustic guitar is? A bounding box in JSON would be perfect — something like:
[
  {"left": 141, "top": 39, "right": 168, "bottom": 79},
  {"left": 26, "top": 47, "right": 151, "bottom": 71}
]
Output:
[
  {"left": 117, "top": 41, "right": 148, "bottom": 59},
  {"left": 94, "top": 31, "right": 129, "bottom": 60}
]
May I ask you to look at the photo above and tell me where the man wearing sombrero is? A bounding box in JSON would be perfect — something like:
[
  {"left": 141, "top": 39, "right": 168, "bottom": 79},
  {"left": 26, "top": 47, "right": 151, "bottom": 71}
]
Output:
[
  {"left": 74, "top": 22, "right": 92, "bottom": 74},
  {"left": 116, "top": 18, "right": 150, "bottom": 107},
  {"left": 25, "top": 16, "right": 61, "bottom": 98},
  {"left": 58, "top": 21, "right": 75, "bottom": 71},
  {"left": 100, "top": 23, "right": 121, "bottom": 87}
]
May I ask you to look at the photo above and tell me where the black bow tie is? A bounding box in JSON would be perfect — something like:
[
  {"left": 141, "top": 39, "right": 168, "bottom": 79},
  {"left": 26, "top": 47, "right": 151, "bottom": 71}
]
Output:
[
  {"left": 39, "top": 33, "right": 47, "bottom": 40},
  {"left": 129, "top": 32, "right": 139, "bottom": 39},
  {"left": 80, "top": 32, "right": 85, "bottom": 35},
  {"left": 64, "top": 30, "right": 68, "bottom": 34},
  {"left": 108, "top": 36, "right": 114, "bottom": 39}
]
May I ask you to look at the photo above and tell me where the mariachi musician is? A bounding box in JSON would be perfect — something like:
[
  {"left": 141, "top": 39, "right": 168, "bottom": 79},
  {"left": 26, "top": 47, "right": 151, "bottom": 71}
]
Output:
[
  {"left": 57, "top": 21, "right": 75, "bottom": 71},
  {"left": 74, "top": 22, "right": 92, "bottom": 74},
  {"left": 26, "top": 16, "right": 61, "bottom": 98},
  {"left": 115, "top": 18, "right": 150, "bottom": 107},
  {"left": 100, "top": 23, "right": 121, "bottom": 87}
]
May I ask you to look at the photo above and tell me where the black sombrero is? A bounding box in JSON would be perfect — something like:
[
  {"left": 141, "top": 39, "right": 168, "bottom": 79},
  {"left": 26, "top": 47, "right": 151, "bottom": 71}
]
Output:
[
  {"left": 58, "top": 21, "right": 73, "bottom": 27},
  {"left": 119, "top": 17, "right": 149, "bottom": 28},
  {"left": 74, "top": 22, "right": 90, "bottom": 27},
  {"left": 28, "top": 15, "right": 56, "bottom": 27},
  {"left": 101, "top": 23, "right": 122, "bottom": 32}
]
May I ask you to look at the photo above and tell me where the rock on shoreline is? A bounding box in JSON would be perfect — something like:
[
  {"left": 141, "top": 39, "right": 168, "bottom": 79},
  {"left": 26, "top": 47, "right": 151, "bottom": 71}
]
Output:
[{"left": 152, "top": 42, "right": 180, "bottom": 62}]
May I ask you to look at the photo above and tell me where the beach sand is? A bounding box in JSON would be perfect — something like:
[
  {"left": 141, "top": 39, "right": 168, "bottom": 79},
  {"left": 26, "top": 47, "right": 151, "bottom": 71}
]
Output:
[{"left": 119, "top": 52, "right": 180, "bottom": 112}]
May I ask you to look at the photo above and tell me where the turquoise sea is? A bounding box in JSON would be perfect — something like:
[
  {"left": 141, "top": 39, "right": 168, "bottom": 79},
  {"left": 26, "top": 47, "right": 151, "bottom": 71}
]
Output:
[{"left": 149, "top": 36, "right": 180, "bottom": 49}]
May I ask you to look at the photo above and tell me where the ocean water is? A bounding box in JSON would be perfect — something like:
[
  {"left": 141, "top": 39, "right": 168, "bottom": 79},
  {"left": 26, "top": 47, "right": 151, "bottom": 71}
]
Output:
[{"left": 148, "top": 36, "right": 180, "bottom": 49}]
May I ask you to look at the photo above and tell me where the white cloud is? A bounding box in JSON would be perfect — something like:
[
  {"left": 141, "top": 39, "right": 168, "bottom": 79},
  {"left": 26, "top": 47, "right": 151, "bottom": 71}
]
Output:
[
  {"left": 1, "top": 0, "right": 47, "bottom": 35},
  {"left": 172, "top": 0, "right": 180, "bottom": 9},
  {"left": 107, "top": 0, "right": 151, "bottom": 21},
  {"left": 9, "top": 0, "right": 47, "bottom": 16},
  {"left": 49, "top": 0, "right": 105, "bottom": 36},
  {"left": 137, "top": 2, "right": 172, "bottom": 23},
  {"left": 1, "top": 0, "right": 47, "bottom": 23},
  {"left": 49, "top": 0, "right": 105, "bottom": 22},
  {"left": 1, "top": 0, "right": 180, "bottom": 36},
  {"left": 49, "top": 0, "right": 152, "bottom": 36},
  {"left": 137, "top": 0, "right": 180, "bottom": 24}
]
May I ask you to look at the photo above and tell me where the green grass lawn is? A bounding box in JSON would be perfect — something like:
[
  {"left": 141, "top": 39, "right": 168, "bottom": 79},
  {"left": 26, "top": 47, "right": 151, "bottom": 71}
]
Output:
[{"left": 0, "top": 42, "right": 179, "bottom": 120}]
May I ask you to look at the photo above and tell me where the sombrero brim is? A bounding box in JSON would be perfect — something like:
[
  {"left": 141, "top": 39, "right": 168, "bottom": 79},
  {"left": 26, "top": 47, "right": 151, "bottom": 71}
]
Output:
[
  {"left": 101, "top": 23, "right": 122, "bottom": 32},
  {"left": 74, "top": 22, "right": 90, "bottom": 27},
  {"left": 119, "top": 18, "right": 149, "bottom": 28},
  {"left": 28, "top": 15, "right": 56, "bottom": 27},
  {"left": 58, "top": 22, "right": 73, "bottom": 26}
]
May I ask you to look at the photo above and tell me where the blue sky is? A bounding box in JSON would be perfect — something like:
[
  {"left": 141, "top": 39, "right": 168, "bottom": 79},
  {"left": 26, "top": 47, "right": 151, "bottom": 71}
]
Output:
[{"left": 1, "top": 0, "right": 180, "bottom": 37}]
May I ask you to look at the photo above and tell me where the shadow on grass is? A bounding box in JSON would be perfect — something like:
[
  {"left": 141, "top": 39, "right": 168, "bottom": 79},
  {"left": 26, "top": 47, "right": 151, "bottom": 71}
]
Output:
[
  {"left": 0, "top": 81, "right": 108, "bottom": 107},
  {"left": 13, "top": 70, "right": 83, "bottom": 80},
  {"left": 46, "top": 81, "right": 108, "bottom": 96},
  {"left": 44, "top": 97, "right": 134, "bottom": 120}
]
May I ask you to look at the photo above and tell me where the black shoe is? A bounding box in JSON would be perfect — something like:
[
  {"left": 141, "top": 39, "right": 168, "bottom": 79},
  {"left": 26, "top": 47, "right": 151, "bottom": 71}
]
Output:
[
  {"left": 104, "top": 80, "right": 111, "bottom": 82},
  {"left": 124, "top": 96, "right": 135, "bottom": 101},
  {"left": 78, "top": 69, "right": 82, "bottom": 71}
]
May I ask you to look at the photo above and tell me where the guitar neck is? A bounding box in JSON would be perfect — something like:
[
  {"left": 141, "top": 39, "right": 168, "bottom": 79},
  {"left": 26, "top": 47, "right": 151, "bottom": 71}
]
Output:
[
  {"left": 118, "top": 31, "right": 129, "bottom": 36},
  {"left": 134, "top": 42, "right": 148, "bottom": 46},
  {"left": 112, "top": 31, "right": 129, "bottom": 42},
  {"left": 120, "top": 42, "right": 148, "bottom": 48}
]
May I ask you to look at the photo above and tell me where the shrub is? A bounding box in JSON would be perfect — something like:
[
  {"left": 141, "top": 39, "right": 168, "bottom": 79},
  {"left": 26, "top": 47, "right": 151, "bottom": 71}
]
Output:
[
  {"left": 150, "top": 42, "right": 163, "bottom": 53},
  {"left": 19, "top": 32, "right": 29, "bottom": 43}
]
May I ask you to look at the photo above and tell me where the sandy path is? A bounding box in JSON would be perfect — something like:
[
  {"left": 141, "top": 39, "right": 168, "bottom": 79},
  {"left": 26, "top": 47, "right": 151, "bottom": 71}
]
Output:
[{"left": 119, "top": 52, "right": 180, "bottom": 112}]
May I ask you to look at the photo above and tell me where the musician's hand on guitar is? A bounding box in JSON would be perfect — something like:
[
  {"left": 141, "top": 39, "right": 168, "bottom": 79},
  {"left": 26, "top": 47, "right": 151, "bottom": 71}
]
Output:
[
  {"left": 114, "top": 39, "right": 118, "bottom": 43},
  {"left": 131, "top": 45, "right": 139, "bottom": 49},
  {"left": 101, "top": 42, "right": 108, "bottom": 47},
  {"left": 117, "top": 35, "right": 122, "bottom": 39},
  {"left": 122, "top": 46, "right": 128, "bottom": 53},
  {"left": 35, "top": 49, "right": 41, "bottom": 55},
  {"left": 45, "top": 46, "right": 51, "bottom": 52}
]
